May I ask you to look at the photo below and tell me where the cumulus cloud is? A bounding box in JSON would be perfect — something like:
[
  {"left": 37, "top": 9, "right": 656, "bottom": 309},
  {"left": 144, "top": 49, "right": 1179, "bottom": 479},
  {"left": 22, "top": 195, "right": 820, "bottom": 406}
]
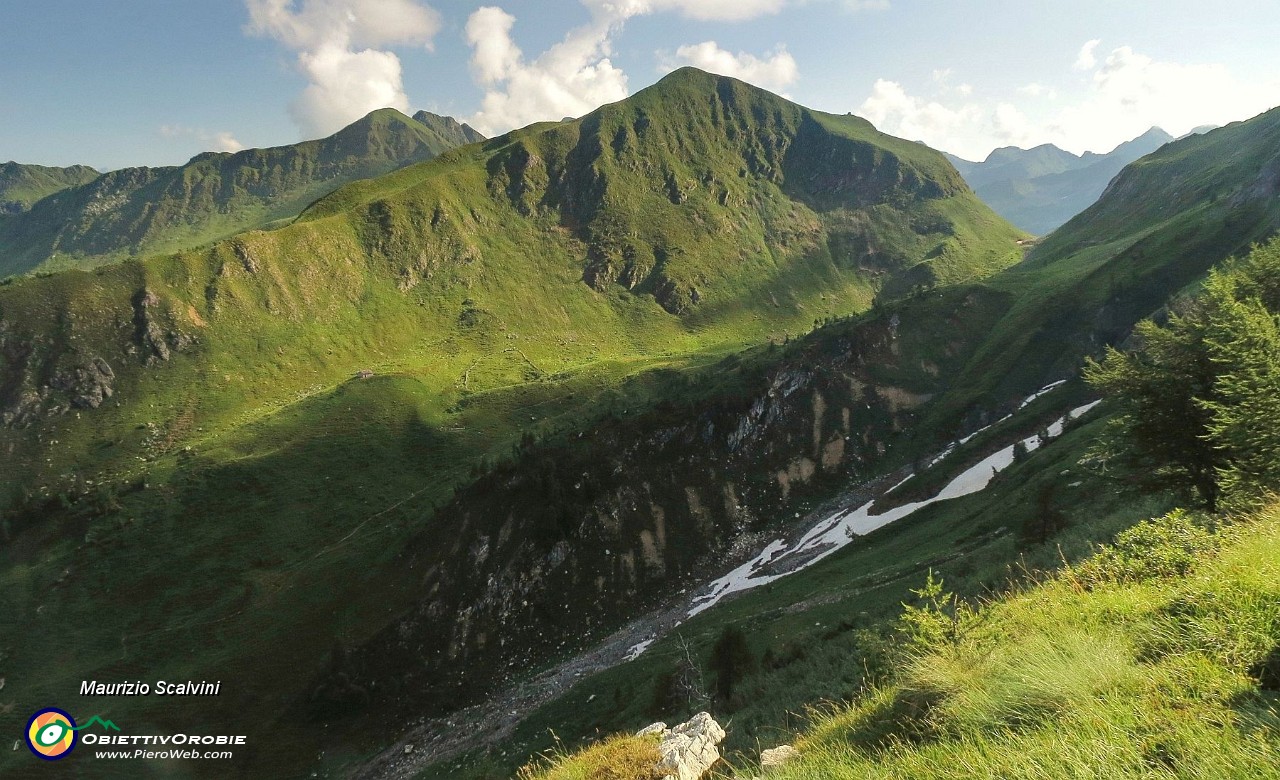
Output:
[
  {"left": 859, "top": 43, "right": 1277, "bottom": 160},
  {"left": 1048, "top": 43, "right": 1277, "bottom": 152},
  {"left": 660, "top": 41, "right": 798, "bottom": 91},
  {"left": 464, "top": 7, "right": 629, "bottom": 135},
  {"left": 1074, "top": 39, "right": 1100, "bottom": 71},
  {"left": 857, "top": 79, "right": 985, "bottom": 156},
  {"left": 160, "top": 125, "right": 247, "bottom": 153},
  {"left": 245, "top": 0, "right": 442, "bottom": 137},
  {"left": 991, "top": 103, "right": 1035, "bottom": 147},
  {"left": 212, "top": 132, "right": 248, "bottom": 153},
  {"left": 464, "top": 0, "right": 787, "bottom": 136}
]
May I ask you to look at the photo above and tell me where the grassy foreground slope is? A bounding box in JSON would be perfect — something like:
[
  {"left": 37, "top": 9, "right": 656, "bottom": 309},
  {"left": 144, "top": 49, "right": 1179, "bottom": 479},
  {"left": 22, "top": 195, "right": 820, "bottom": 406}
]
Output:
[
  {"left": 529, "top": 501, "right": 1280, "bottom": 780},
  {"left": 0, "top": 108, "right": 480, "bottom": 276},
  {"left": 760, "top": 505, "right": 1280, "bottom": 779}
]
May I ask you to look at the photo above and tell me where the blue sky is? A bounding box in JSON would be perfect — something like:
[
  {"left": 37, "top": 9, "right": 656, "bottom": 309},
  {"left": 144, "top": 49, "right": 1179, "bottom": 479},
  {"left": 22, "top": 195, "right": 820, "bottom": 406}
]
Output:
[{"left": 3, "top": 0, "right": 1278, "bottom": 170}]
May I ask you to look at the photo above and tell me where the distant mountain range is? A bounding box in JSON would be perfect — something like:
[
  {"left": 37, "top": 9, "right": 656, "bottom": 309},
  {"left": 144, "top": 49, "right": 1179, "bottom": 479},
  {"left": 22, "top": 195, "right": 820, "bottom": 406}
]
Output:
[
  {"left": 0, "top": 109, "right": 483, "bottom": 277},
  {"left": 945, "top": 127, "right": 1182, "bottom": 234}
]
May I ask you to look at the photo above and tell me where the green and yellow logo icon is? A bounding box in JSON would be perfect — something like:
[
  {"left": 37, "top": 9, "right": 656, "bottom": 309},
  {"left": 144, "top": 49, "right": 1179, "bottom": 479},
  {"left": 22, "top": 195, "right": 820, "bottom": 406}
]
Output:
[{"left": 26, "top": 708, "right": 77, "bottom": 760}]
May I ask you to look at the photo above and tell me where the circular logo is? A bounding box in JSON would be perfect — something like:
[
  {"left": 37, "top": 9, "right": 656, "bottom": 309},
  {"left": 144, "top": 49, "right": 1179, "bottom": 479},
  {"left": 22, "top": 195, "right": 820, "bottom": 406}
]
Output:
[{"left": 26, "top": 708, "right": 77, "bottom": 761}]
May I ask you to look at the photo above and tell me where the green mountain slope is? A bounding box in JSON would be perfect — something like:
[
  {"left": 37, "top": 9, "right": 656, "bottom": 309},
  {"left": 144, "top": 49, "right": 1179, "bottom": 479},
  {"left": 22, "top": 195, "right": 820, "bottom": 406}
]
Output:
[
  {"left": 0, "top": 108, "right": 480, "bottom": 277},
  {"left": 0, "top": 161, "right": 99, "bottom": 213},
  {"left": 947, "top": 127, "right": 1175, "bottom": 235},
  {"left": 381, "top": 103, "right": 1280, "bottom": 778},
  {"left": 0, "top": 68, "right": 1023, "bottom": 778}
]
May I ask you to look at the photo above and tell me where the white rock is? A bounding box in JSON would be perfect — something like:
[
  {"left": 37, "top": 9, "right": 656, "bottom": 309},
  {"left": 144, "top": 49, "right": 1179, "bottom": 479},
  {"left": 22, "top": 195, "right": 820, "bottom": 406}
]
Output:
[
  {"left": 643, "top": 712, "right": 726, "bottom": 780},
  {"left": 637, "top": 721, "right": 668, "bottom": 738},
  {"left": 761, "top": 744, "right": 800, "bottom": 771}
]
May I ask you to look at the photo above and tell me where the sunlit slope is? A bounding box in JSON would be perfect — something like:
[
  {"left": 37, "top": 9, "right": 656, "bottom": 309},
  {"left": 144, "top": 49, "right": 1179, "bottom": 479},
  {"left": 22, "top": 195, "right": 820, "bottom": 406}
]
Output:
[
  {"left": 0, "top": 108, "right": 479, "bottom": 276},
  {"left": 0, "top": 67, "right": 1024, "bottom": 495}
]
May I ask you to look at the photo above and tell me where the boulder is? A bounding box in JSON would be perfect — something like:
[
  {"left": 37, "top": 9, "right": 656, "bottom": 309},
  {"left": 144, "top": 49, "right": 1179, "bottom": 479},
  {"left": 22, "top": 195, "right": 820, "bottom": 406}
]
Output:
[
  {"left": 761, "top": 744, "right": 801, "bottom": 772},
  {"left": 637, "top": 712, "right": 726, "bottom": 780}
]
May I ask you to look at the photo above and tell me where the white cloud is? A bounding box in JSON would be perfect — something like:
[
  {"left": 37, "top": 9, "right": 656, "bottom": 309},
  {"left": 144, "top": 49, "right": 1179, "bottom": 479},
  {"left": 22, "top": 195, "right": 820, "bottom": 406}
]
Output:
[
  {"left": 583, "top": 0, "right": 786, "bottom": 22},
  {"left": 1074, "top": 39, "right": 1100, "bottom": 71},
  {"left": 245, "top": 0, "right": 442, "bottom": 137},
  {"left": 212, "top": 132, "right": 248, "bottom": 153},
  {"left": 841, "top": 0, "right": 889, "bottom": 10},
  {"left": 466, "top": 7, "right": 521, "bottom": 84},
  {"left": 1046, "top": 44, "right": 1277, "bottom": 152},
  {"left": 159, "top": 125, "right": 247, "bottom": 153},
  {"left": 464, "top": 0, "right": 788, "bottom": 136},
  {"left": 857, "top": 79, "right": 985, "bottom": 157},
  {"left": 661, "top": 42, "right": 798, "bottom": 91},
  {"left": 1017, "top": 82, "right": 1056, "bottom": 99},
  {"left": 859, "top": 43, "right": 1277, "bottom": 160},
  {"left": 992, "top": 103, "right": 1035, "bottom": 147},
  {"left": 464, "top": 7, "right": 629, "bottom": 135}
]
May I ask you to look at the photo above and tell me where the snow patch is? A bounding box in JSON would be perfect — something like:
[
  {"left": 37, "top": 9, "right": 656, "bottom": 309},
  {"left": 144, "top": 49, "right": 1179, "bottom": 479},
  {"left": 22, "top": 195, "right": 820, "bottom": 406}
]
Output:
[
  {"left": 686, "top": 399, "right": 1099, "bottom": 618},
  {"left": 625, "top": 639, "right": 654, "bottom": 661}
]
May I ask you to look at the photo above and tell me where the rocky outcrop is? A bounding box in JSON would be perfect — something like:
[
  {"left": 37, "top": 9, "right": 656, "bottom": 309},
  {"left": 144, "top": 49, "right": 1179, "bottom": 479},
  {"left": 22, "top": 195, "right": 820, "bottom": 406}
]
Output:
[
  {"left": 0, "top": 314, "right": 117, "bottom": 426},
  {"left": 638, "top": 712, "right": 726, "bottom": 780},
  {"left": 50, "top": 356, "right": 114, "bottom": 410},
  {"left": 132, "top": 288, "right": 194, "bottom": 364}
]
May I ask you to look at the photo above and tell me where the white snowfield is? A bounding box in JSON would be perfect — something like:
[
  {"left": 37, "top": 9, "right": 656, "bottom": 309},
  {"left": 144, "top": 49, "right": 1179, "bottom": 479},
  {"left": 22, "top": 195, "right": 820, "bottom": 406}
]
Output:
[{"left": 682, "top": 390, "right": 1100, "bottom": 620}]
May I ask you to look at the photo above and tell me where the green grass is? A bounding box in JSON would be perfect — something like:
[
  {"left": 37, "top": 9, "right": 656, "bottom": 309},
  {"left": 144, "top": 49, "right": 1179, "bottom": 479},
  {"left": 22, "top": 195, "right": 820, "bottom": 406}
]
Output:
[
  {"left": 518, "top": 734, "right": 662, "bottom": 780},
  {"left": 520, "top": 493, "right": 1280, "bottom": 780},
  {"left": 759, "top": 504, "right": 1280, "bottom": 779}
]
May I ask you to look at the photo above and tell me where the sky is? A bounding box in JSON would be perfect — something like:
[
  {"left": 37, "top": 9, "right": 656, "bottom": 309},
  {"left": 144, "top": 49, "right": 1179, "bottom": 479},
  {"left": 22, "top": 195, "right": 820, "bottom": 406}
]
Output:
[{"left": 3, "top": 0, "right": 1279, "bottom": 170}]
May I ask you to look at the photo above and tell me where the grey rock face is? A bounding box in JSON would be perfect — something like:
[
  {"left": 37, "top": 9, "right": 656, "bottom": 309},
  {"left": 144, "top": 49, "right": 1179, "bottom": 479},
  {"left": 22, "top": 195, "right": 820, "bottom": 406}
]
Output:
[{"left": 51, "top": 356, "right": 115, "bottom": 409}]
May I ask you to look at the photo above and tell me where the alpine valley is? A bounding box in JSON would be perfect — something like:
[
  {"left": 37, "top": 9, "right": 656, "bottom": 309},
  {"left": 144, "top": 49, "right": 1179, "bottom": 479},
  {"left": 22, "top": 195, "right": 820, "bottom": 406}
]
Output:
[{"left": 3, "top": 65, "right": 1280, "bottom": 780}]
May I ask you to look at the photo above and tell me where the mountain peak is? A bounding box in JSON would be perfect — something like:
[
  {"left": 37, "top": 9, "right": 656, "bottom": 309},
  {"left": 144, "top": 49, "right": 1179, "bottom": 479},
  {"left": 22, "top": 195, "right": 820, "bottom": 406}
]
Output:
[{"left": 412, "top": 110, "right": 485, "bottom": 146}]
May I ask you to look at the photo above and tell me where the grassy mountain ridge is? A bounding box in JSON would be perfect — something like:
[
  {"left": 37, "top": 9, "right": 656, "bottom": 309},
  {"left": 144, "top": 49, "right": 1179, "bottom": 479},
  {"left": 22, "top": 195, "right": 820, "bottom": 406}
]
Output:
[
  {"left": 0, "top": 108, "right": 480, "bottom": 277},
  {"left": 0, "top": 69, "right": 1023, "bottom": 778},
  {"left": 0, "top": 161, "right": 99, "bottom": 214}
]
